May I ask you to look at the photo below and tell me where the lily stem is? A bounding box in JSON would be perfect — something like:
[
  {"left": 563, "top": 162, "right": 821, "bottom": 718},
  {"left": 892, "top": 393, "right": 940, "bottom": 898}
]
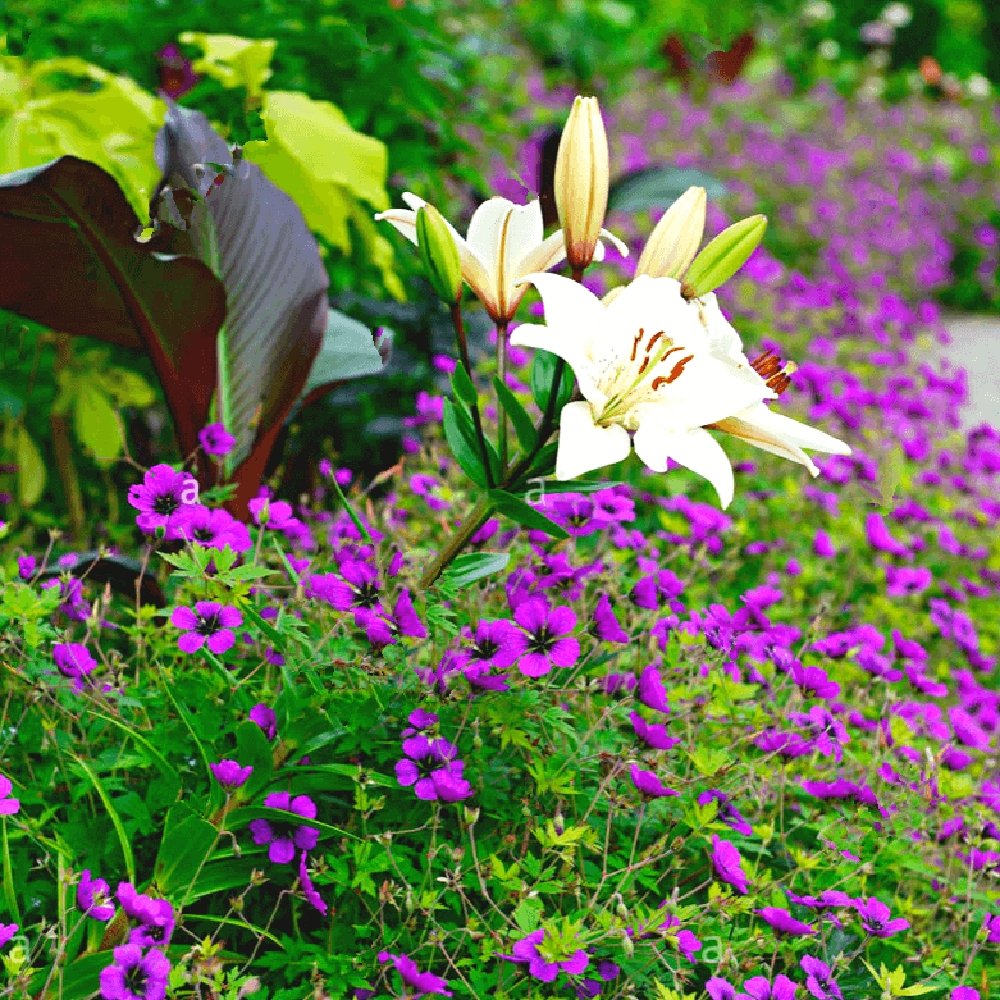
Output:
[
  {"left": 451, "top": 302, "right": 495, "bottom": 489},
  {"left": 419, "top": 493, "right": 494, "bottom": 589},
  {"left": 496, "top": 319, "right": 509, "bottom": 472}
]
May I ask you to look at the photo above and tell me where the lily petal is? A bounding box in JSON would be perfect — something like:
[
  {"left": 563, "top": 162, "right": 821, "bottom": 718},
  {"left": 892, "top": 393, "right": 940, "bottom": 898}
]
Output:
[
  {"left": 555, "top": 401, "right": 631, "bottom": 479},
  {"left": 593, "top": 227, "right": 630, "bottom": 259},
  {"left": 508, "top": 321, "right": 591, "bottom": 379},
  {"left": 515, "top": 229, "right": 567, "bottom": 282},
  {"left": 656, "top": 426, "right": 736, "bottom": 509},
  {"left": 515, "top": 272, "right": 606, "bottom": 352},
  {"left": 714, "top": 403, "right": 852, "bottom": 474}
]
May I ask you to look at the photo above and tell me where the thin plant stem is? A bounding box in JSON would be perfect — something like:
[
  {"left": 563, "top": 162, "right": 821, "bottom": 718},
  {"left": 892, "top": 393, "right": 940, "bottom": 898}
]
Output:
[
  {"left": 419, "top": 493, "right": 494, "bottom": 589},
  {"left": 451, "top": 302, "right": 494, "bottom": 488},
  {"left": 496, "top": 319, "right": 509, "bottom": 470}
]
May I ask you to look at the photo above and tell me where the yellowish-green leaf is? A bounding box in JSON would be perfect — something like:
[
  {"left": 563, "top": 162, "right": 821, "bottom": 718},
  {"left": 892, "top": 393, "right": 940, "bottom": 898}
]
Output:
[
  {"left": 13, "top": 423, "right": 45, "bottom": 506},
  {"left": 0, "top": 55, "right": 163, "bottom": 218},
  {"left": 73, "top": 382, "right": 121, "bottom": 464},
  {"left": 178, "top": 32, "right": 276, "bottom": 100},
  {"left": 242, "top": 91, "right": 402, "bottom": 297},
  {"left": 100, "top": 367, "right": 156, "bottom": 408}
]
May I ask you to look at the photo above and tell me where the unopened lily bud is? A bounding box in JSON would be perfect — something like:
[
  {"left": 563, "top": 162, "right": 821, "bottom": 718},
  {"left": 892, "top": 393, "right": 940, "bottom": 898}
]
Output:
[
  {"left": 554, "top": 95, "right": 609, "bottom": 271},
  {"left": 415, "top": 205, "right": 462, "bottom": 304},
  {"left": 636, "top": 186, "right": 707, "bottom": 280}
]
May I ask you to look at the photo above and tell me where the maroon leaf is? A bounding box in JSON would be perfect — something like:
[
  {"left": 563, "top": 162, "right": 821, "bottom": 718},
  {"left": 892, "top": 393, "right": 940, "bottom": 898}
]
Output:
[
  {"left": 150, "top": 101, "right": 329, "bottom": 517},
  {"left": 0, "top": 156, "right": 225, "bottom": 472}
]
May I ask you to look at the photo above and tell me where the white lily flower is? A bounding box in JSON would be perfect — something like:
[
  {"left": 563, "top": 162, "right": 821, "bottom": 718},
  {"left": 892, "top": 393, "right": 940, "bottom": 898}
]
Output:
[
  {"left": 375, "top": 192, "right": 627, "bottom": 325},
  {"left": 510, "top": 274, "right": 851, "bottom": 507}
]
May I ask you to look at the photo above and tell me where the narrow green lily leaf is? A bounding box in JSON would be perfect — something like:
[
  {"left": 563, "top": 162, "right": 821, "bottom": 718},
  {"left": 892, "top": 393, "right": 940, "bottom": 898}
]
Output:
[
  {"left": 442, "top": 398, "right": 488, "bottom": 489},
  {"left": 684, "top": 214, "right": 767, "bottom": 296},
  {"left": 489, "top": 489, "right": 569, "bottom": 540},
  {"left": 441, "top": 552, "right": 510, "bottom": 589},
  {"left": 493, "top": 376, "right": 537, "bottom": 451},
  {"left": 69, "top": 754, "right": 135, "bottom": 884},
  {"left": 451, "top": 363, "right": 479, "bottom": 409},
  {"left": 530, "top": 350, "right": 574, "bottom": 414}
]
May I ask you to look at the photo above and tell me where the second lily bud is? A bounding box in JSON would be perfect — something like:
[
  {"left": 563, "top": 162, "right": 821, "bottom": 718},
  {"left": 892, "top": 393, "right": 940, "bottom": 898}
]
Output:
[
  {"left": 635, "top": 186, "right": 707, "bottom": 281},
  {"left": 415, "top": 204, "right": 463, "bottom": 305},
  {"left": 554, "top": 95, "right": 610, "bottom": 272}
]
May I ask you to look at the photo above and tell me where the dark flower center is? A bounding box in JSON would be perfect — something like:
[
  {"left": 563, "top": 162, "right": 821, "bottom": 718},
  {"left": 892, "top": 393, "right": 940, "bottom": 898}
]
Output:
[
  {"left": 472, "top": 638, "right": 499, "bottom": 660},
  {"left": 527, "top": 626, "right": 555, "bottom": 653},
  {"left": 125, "top": 967, "right": 149, "bottom": 995},
  {"left": 355, "top": 582, "right": 380, "bottom": 608},
  {"left": 153, "top": 492, "right": 179, "bottom": 515},
  {"left": 193, "top": 527, "right": 216, "bottom": 542},
  {"left": 196, "top": 613, "right": 222, "bottom": 635}
]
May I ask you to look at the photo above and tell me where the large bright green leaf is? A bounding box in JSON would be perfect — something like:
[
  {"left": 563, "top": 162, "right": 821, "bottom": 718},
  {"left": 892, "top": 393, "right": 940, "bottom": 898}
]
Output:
[
  {"left": 242, "top": 90, "right": 402, "bottom": 297},
  {"left": 178, "top": 32, "right": 277, "bottom": 100},
  {"left": 0, "top": 54, "right": 164, "bottom": 217}
]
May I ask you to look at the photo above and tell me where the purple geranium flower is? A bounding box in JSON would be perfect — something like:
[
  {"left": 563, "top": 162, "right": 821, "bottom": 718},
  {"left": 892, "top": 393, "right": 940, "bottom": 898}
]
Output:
[
  {"left": 210, "top": 760, "right": 253, "bottom": 791},
  {"left": 249, "top": 703, "right": 277, "bottom": 741},
  {"left": 637, "top": 663, "right": 670, "bottom": 714},
  {"left": 738, "top": 975, "right": 798, "bottom": 1000},
  {"left": 592, "top": 593, "right": 628, "bottom": 642},
  {"left": 171, "top": 601, "right": 243, "bottom": 654},
  {"left": 514, "top": 598, "right": 579, "bottom": 676},
  {"left": 756, "top": 907, "right": 816, "bottom": 936},
  {"left": 99, "top": 943, "right": 170, "bottom": 1000},
  {"left": 983, "top": 913, "right": 1000, "bottom": 943},
  {"left": 501, "top": 929, "right": 589, "bottom": 983},
  {"left": 0, "top": 924, "right": 17, "bottom": 949},
  {"left": 699, "top": 790, "right": 753, "bottom": 836},
  {"left": 53, "top": 642, "right": 98, "bottom": 691},
  {"left": 630, "top": 712, "right": 680, "bottom": 750},
  {"left": 630, "top": 764, "right": 678, "bottom": 798},
  {"left": 116, "top": 884, "right": 174, "bottom": 949},
  {"left": 298, "top": 851, "right": 328, "bottom": 916},
  {"left": 174, "top": 504, "right": 252, "bottom": 552},
  {"left": 127, "top": 464, "right": 197, "bottom": 535},
  {"left": 395, "top": 736, "right": 472, "bottom": 802},
  {"left": 77, "top": 870, "right": 115, "bottom": 922},
  {"left": 707, "top": 978, "right": 738, "bottom": 1000},
  {"left": 248, "top": 792, "right": 319, "bottom": 864},
  {"left": 198, "top": 422, "right": 236, "bottom": 457},
  {"left": 248, "top": 496, "right": 295, "bottom": 529},
  {"left": 377, "top": 951, "right": 453, "bottom": 997},
  {"left": 855, "top": 897, "right": 910, "bottom": 937},
  {"left": 465, "top": 619, "right": 527, "bottom": 670},
  {"left": 711, "top": 835, "right": 749, "bottom": 894},
  {"left": 800, "top": 955, "right": 842, "bottom": 1000},
  {"left": 0, "top": 774, "right": 19, "bottom": 815}
]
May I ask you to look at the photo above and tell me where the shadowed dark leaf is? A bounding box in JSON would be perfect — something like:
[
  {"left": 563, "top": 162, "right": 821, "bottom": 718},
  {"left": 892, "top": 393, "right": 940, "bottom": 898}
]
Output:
[
  {"left": 150, "top": 101, "right": 329, "bottom": 513},
  {"left": 0, "top": 156, "right": 225, "bottom": 469}
]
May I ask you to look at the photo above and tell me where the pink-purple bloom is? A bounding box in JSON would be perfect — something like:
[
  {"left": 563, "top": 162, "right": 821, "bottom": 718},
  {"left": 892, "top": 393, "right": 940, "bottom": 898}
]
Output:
[
  {"left": 501, "top": 928, "right": 589, "bottom": 983},
  {"left": 248, "top": 792, "right": 320, "bottom": 863},
  {"left": 711, "top": 835, "right": 749, "bottom": 894},
  {"left": 210, "top": 760, "right": 253, "bottom": 791},
  {"left": 99, "top": 943, "right": 170, "bottom": 1000},
  {"left": 77, "top": 870, "right": 115, "bottom": 922},
  {"left": 198, "top": 422, "right": 236, "bottom": 457},
  {"left": 514, "top": 598, "right": 579, "bottom": 676},
  {"left": 171, "top": 601, "right": 243, "bottom": 654},
  {"left": 127, "top": 464, "right": 197, "bottom": 536},
  {"left": 377, "top": 951, "right": 452, "bottom": 997},
  {"left": 0, "top": 774, "right": 18, "bottom": 815}
]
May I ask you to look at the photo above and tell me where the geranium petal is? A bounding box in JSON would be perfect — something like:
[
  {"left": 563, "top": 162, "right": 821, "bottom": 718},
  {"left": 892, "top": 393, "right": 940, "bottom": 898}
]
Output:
[{"left": 555, "top": 401, "right": 631, "bottom": 480}]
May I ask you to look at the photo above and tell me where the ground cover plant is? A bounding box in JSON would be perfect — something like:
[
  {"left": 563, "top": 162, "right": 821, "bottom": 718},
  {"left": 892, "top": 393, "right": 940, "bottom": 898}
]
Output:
[{"left": 1, "top": 17, "right": 999, "bottom": 1000}]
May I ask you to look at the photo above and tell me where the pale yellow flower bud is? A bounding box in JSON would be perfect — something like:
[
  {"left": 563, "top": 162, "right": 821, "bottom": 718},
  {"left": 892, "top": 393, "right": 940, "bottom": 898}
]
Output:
[
  {"left": 635, "top": 186, "right": 707, "bottom": 280},
  {"left": 554, "top": 96, "right": 609, "bottom": 272}
]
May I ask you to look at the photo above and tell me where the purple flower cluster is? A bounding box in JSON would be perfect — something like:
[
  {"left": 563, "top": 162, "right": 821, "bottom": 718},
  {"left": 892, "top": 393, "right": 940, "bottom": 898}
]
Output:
[{"left": 394, "top": 710, "right": 472, "bottom": 802}]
